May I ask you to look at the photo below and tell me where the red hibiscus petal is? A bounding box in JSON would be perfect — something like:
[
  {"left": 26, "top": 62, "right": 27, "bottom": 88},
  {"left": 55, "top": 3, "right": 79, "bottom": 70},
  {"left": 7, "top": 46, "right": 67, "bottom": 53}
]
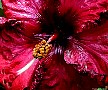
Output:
[
  {"left": 11, "top": 54, "right": 39, "bottom": 90},
  {"left": 48, "top": 0, "right": 108, "bottom": 33},
  {"left": 0, "top": 0, "right": 108, "bottom": 89},
  {"left": 30, "top": 48, "right": 99, "bottom": 90},
  {"left": 2, "top": 0, "right": 41, "bottom": 36},
  {"left": 64, "top": 20, "right": 108, "bottom": 87},
  {"left": 2, "top": 0, "right": 40, "bottom": 20},
  {"left": 0, "top": 46, "right": 40, "bottom": 90},
  {"left": 64, "top": 0, "right": 108, "bottom": 86},
  {"left": 0, "top": 17, "right": 40, "bottom": 89},
  {"left": 79, "top": 21, "right": 108, "bottom": 74}
]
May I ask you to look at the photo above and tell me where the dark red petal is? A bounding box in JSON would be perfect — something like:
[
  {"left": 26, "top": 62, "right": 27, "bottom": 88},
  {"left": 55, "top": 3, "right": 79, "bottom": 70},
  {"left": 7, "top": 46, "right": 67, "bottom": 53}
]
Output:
[
  {"left": 2, "top": 0, "right": 42, "bottom": 36},
  {"left": 0, "top": 0, "right": 108, "bottom": 90},
  {"left": 64, "top": 0, "right": 108, "bottom": 86},
  {"left": 2, "top": 0, "right": 40, "bottom": 20},
  {"left": 22, "top": 20, "right": 41, "bottom": 36},
  {"left": 11, "top": 56, "right": 39, "bottom": 90},
  {"left": 58, "top": 0, "right": 108, "bottom": 33},
  {"left": 0, "top": 46, "right": 40, "bottom": 90},
  {"left": 30, "top": 48, "right": 99, "bottom": 90},
  {"left": 64, "top": 20, "right": 108, "bottom": 87},
  {"left": 80, "top": 0, "right": 108, "bottom": 32},
  {"left": 80, "top": 21, "right": 108, "bottom": 73},
  {"left": 41, "top": 0, "right": 108, "bottom": 34},
  {"left": 0, "top": 17, "right": 40, "bottom": 89}
]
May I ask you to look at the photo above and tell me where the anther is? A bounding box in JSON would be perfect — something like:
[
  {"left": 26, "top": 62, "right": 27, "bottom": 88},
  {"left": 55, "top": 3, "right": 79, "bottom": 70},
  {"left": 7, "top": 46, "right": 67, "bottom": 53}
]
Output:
[{"left": 33, "top": 40, "right": 52, "bottom": 59}]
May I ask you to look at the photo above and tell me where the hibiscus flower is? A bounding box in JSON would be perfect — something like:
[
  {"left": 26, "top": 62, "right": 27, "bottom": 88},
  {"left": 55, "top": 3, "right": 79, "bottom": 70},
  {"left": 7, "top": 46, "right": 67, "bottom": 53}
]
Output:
[{"left": 0, "top": 0, "right": 108, "bottom": 90}]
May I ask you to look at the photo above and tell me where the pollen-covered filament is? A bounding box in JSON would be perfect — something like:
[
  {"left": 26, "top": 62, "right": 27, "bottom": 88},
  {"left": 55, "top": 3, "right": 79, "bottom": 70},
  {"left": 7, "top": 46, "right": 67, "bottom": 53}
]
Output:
[{"left": 33, "top": 40, "right": 52, "bottom": 59}]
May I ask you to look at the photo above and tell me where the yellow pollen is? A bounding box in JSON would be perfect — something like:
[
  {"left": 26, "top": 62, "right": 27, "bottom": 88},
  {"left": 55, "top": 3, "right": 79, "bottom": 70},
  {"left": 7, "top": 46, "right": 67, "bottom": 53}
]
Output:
[{"left": 33, "top": 40, "right": 52, "bottom": 59}]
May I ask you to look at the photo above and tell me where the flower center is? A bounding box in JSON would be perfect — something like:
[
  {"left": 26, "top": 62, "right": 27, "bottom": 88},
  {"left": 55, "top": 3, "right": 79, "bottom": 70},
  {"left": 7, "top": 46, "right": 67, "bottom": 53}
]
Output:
[
  {"left": 40, "top": 8, "right": 78, "bottom": 48},
  {"left": 33, "top": 40, "right": 52, "bottom": 59}
]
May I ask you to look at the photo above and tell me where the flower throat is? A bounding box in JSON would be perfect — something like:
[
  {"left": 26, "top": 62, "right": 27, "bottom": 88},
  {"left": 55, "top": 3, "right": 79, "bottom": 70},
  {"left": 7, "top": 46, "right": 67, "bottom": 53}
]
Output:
[{"left": 39, "top": 1, "right": 78, "bottom": 48}]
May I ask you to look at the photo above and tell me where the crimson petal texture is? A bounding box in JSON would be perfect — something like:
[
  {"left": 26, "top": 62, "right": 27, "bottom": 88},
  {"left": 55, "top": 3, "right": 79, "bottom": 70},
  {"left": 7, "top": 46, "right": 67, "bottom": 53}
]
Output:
[
  {"left": 30, "top": 48, "right": 99, "bottom": 90},
  {"left": 58, "top": 0, "right": 108, "bottom": 33},
  {"left": 64, "top": 0, "right": 108, "bottom": 87},
  {"left": 2, "top": 0, "right": 40, "bottom": 20},
  {"left": 0, "top": 16, "right": 39, "bottom": 90},
  {"left": 2, "top": 0, "right": 41, "bottom": 36},
  {"left": 0, "top": 0, "right": 108, "bottom": 90},
  {"left": 79, "top": 21, "right": 108, "bottom": 74}
]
